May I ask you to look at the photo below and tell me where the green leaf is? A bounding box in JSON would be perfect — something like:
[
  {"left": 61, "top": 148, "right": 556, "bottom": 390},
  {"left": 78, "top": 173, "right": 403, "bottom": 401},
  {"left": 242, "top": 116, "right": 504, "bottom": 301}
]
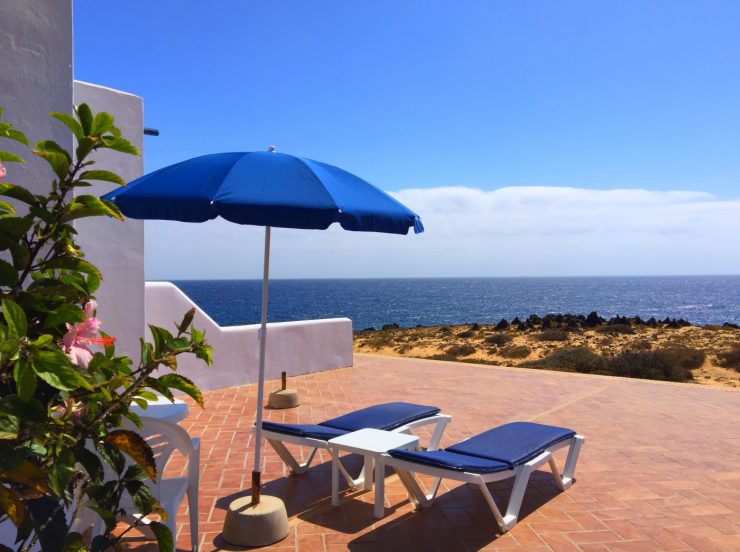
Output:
[
  {"left": 125, "top": 479, "right": 157, "bottom": 514},
  {"left": 0, "top": 409, "right": 19, "bottom": 440},
  {"left": 136, "top": 390, "right": 159, "bottom": 402},
  {"left": 79, "top": 169, "right": 126, "bottom": 186},
  {"left": 34, "top": 140, "right": 72, "bottom": 163},
  {"left": 87, "top": 272, "right": 101, "bottom": 294},
  {"left": 0, "top": 183, "right": 37, "bottom": 205},
  {"left": 50, "top": 448, "right": 76, "bottom": 497},
  {"left": 13, "top": 359, "right": 36, "bottom": 402},
  {"left": 32, "top": 334, "right": 53, "bottom": 348},
  {"left": 87, "top": 506, "right": 116, "bottom": 533},
  {"left": 0, "top": 200, "right": 16, "bottom": 214},
  {"left": 148, "top": 325, "right": 174, "bottom": 356},
  {"left": 195, "top": 343, "right": 214, "bottom": 368},
  {"left": 89, "top": 112, "right": 115, "bottom": 137},
  {"left": 50, "top": 112, "right": 83, "bottom": 140},
  {"left": 102, "top": 136, "right": 139, "bottom": 156},
  {"left": 43, "top": 257, "right": 103, "bottom": 279},
  {"left": 2, "top": 299, "right": 27, "bottom": 337},
  {"left": 0, "top": 151, "right": 24, "bottom": 163},
  {"left": 178, "top": 307, "right": 196, "bottom": 333},
  {"left": 31, "top": 349, "right": 92, "bottom": 390},
  {"left": 144, "top": 377, "right": 174, "bottom": 402},
  {"left": 75, "top": 136, "right": 95, "bottom": 160},
  {"left": 74, "top": 445, "right": 104, "bottom": 481},
  {"left": 44, "top": 304, "right": 84, "bottom": 329},
  {"left": 1, "top": 128, "right": 29, "bottom": 146},
  {"left": 9, "top": 243, "right": 30, "bottom": 270},
  {"left": 157, "top": 374, "right": 203, "bottom": 407},
  {"left": 33, "top": 150, "right": 69, "bottom": 180},
  {"left": 105, "top": 430, "right": 157, "bottom": 481},
  {"left": 75, "top": 103, "right": 93, "bottom": 136},
  {"left": 149, "top": 521, "right": 174, "bottom": 552},
  {"left": 60, "top": 195, "right": 123, "bottom": 222},
  {"left": 0, "top": 215, "right": 34, "bottom": 239},
  {"left": 0, "top": 259, "right": 18, "bottom": 286}
]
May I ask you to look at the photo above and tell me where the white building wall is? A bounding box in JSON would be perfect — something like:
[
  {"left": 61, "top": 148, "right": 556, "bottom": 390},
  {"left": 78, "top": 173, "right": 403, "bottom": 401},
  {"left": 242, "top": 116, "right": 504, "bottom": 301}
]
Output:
[
  {"left": 72, "top": 82, "right": 145, "bottom": 361},
  {"left": 0, "top": 0, "right": 74, "bottom": 195},
  {"left": 145, "top": 282, "right": 354, "bottom": 390}
]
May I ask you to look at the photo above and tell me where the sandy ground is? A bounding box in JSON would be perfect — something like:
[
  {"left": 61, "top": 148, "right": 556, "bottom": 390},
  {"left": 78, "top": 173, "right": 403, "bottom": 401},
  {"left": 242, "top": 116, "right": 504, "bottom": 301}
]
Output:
[{"left": 354, "top": 323, "right": 740, "bottom": 389}]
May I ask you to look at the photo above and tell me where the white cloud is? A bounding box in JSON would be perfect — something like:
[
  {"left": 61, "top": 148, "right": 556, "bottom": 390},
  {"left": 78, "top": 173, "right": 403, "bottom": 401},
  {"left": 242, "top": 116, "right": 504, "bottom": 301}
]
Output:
[{"left": 144, "top": 186, "right": 740, "bottom": 279}]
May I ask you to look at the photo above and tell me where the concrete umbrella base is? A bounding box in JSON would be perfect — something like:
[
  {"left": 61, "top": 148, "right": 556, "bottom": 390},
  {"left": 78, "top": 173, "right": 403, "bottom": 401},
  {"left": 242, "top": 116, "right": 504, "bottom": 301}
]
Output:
[
  {"left": 268, "top": 388, "right": 300, "bottom": 409},
  {"left": 222, "top": 495, "right": 289, "bottom": 547}
]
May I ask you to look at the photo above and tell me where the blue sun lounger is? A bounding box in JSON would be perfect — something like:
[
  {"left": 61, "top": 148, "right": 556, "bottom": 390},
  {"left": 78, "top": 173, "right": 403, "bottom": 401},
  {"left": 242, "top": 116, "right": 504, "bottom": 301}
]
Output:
[
  {"left": 259, "top": 402, "right": 451, "bottom": 490},
  {"left": 379, "top": 421, "right": 584, "bottom": 531}
]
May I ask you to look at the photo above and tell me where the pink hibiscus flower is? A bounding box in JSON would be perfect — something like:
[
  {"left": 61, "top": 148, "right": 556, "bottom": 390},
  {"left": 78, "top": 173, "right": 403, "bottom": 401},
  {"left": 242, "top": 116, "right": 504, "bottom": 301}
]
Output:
[
  {"left": 62, "top": 300, "right": 115, "bottom": 368},
  {"left": 0, "top": 163, "right": 6, "bottom": 181}
]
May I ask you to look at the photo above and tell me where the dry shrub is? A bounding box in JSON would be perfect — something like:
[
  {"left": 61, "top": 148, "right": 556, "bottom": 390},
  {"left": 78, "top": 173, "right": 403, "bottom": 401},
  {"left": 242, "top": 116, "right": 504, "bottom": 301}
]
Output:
[
  {"left": 500, "top": 345, "right": 530, "bottom": 359},
  {"left": 484, "top": 333, "right": 512, "bottom": 346},
  {"left": 524, "top": 347, "right": 604, "bottom": 374},
  {"left": 716, "top": 347, "right": 740, "bottom": 372},
  {"left": 535, "top": 329, "right": 569, "bottom": 342},
  {"left": 446, "top": 343, "right": 477, "bottom": 357},
  {"left": 608, "top": 347, "right": 702, "bottom": 382},
  {"left": 525, "top": 345, "right": 702, "bottom": 382}
]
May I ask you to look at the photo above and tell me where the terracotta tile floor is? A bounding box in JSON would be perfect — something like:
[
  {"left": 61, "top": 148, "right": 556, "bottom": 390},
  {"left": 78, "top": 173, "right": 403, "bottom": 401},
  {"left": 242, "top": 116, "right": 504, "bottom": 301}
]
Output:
[{"left": 133, "top": 354, "right": 740, "bottom": 551}]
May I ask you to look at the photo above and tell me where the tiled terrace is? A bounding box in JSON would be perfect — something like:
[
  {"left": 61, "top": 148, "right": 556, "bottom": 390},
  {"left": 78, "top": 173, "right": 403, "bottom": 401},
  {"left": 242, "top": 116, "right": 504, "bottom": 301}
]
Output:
[{"left": 142, "top": 354, "right": 739, "bottom": 551}]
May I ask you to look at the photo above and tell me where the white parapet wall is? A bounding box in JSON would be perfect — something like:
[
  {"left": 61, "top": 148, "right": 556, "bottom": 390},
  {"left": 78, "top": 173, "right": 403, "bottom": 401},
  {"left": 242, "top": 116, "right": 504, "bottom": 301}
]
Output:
[{"left": 145, "top": 282, "right": 354, "bottom": 390}]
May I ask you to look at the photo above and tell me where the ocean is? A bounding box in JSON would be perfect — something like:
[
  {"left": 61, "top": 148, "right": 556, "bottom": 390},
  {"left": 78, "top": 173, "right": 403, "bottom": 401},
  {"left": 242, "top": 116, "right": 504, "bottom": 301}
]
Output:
[{"left": 171, "top": 276, "right": 740, "bottom": 329}]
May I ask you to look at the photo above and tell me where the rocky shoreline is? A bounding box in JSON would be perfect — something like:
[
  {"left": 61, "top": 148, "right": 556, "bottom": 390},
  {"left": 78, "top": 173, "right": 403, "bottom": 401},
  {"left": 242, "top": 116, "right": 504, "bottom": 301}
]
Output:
[{"left": 353, "top": 313, "right": 740, "bottom": 389}]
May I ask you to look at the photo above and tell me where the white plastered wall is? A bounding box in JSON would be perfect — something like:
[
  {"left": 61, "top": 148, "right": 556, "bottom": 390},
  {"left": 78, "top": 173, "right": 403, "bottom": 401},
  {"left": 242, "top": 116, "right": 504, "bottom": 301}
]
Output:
[{"left": 145, "top": 282, "right": 354, "bottom": 390}]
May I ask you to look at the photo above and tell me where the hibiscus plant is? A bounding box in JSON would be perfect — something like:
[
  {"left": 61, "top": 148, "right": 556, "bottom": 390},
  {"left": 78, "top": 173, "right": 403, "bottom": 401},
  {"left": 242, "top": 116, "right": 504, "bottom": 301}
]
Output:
[{"left": 0, "top": 106, "right": 212, "bottom": 552}]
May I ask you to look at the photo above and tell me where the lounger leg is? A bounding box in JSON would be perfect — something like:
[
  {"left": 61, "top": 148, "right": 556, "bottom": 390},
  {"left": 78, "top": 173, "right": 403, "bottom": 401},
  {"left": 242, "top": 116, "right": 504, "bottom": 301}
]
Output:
[
  {"left": 395, "top": 468, "right": 430, "bottom": 509},
  {"left": 362, "top": 455, "right": 374, "bottom": 491},
  {"left": 330, "top": 449, "right": 340, "bottom": 506},
  {"left": 427, "top": 417, "right": 451, "bottom": 451},
  {"left": 267, "top": 439, "right": 317, "bottom": 475},
  {"left": 561, "top": 435, "right": 584, "bottom": 489},
  {"left": 374, "top": 456, "right": 385, "bottom": 518},
  {"left": 477, "top": 479, "right": 506, "bottom": 531},
  {"left": 501, "top": 463, "right": 537, "bottom": 532}
]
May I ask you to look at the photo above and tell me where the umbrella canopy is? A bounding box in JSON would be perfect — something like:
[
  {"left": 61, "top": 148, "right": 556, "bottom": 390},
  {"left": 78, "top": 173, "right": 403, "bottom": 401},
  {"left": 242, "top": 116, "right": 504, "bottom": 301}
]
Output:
[
  {"left": 102, "top": 150, "right": 423, "bottom": 507},
  {"left": 105, "top": 151, "right": 423, "bottom": 234}
]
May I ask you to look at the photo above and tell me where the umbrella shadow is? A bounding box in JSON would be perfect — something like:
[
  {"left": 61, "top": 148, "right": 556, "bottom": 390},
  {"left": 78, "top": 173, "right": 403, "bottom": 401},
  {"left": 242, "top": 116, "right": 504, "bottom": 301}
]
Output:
[
  {"left": 211, "top": 454, "right": 391, "bottom": 549},
  {"left": 347, "top": 470, "right": 569, "bottom": 551}
]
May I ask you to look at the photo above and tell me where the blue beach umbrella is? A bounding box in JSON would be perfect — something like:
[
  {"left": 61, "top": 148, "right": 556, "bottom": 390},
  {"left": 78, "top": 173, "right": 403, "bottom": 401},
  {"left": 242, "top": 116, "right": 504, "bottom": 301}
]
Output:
[{"left": 102, "top": 148, "right": 423, "bottom": 506}]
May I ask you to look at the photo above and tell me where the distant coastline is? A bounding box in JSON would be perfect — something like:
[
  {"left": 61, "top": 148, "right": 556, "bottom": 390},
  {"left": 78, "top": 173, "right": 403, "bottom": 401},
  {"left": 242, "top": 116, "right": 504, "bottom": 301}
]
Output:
[{"left": 354, "top": 315, "right": 740, "bottom": 390}]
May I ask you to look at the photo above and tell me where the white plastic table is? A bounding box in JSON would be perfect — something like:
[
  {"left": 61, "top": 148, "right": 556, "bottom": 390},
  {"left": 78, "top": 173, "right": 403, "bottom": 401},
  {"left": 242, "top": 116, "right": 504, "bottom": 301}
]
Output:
[
  {"left": 327, "top": 428, "right": 419, "bottom": 518},
  {"left": 130, "top": 395, "right": 189, "bottom": 423}
]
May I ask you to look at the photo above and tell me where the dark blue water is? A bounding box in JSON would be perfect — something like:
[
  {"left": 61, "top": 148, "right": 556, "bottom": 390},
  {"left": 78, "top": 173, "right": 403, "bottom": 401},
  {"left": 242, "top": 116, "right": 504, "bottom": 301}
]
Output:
[{"left": 170, "top": 276, "right": 740, "bottom": 329}]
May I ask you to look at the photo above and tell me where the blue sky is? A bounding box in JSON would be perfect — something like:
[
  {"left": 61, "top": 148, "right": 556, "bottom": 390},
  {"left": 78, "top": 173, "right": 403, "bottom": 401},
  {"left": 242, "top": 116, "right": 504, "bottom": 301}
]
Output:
[{"left": 73, "top": 1, "right": 740, "bottom": 278}]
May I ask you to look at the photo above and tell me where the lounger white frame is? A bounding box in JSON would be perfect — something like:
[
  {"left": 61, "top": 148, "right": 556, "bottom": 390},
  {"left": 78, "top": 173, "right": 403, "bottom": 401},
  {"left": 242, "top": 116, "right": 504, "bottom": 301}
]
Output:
[
  {"left": 258, "top": 413, "right": 452, "bottom": 490},
  {"left": 378, "top": 434, "right": 584, "bottom": 531}
]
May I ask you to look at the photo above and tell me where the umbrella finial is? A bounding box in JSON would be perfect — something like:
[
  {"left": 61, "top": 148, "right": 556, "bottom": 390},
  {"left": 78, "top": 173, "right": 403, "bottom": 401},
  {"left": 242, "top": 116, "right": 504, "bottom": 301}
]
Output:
[{"left": 267, "top": 145, "right": 276, "bottom": 153}]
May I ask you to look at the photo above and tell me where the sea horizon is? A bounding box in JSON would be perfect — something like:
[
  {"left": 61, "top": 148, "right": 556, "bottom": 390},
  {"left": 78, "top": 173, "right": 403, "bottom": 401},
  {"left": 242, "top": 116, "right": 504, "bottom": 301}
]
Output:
[{"left": 170, "top": 275, "right": 740, "bottom": 329}]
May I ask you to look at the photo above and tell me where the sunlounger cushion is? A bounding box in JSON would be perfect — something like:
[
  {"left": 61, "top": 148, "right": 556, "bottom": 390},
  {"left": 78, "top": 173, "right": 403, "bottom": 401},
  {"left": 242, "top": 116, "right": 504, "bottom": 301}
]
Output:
[
  {"left": 261, "top": 402, "right": 440, "bottom": 441},
  {"left": 387, "top": 449, "right": 511, "bottom": 474},
  {"left": 319, "top": 402, "right": 440, "bottom": 432},
  {"left": 261, "top": 422, "right": 347, "bottom": 440},
  {"left": 447, "top": 422, "right": 576, "bottom": 466}
]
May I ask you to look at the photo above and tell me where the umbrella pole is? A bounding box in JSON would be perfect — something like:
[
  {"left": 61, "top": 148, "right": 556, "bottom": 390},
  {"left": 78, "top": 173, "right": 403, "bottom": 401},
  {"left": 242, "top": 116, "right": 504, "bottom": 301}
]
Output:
[{"left": 252, "top": 225, "right": 271, "bottom": 505}]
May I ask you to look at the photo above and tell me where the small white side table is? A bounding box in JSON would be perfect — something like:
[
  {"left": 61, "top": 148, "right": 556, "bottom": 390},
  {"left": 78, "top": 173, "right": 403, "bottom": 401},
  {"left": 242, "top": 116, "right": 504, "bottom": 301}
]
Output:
[
  {"left": 130, "top": 395, "right": 189, "bottom": 423},
  {"left": 327, "top": 428, "right": 419, "bottom": 518}
]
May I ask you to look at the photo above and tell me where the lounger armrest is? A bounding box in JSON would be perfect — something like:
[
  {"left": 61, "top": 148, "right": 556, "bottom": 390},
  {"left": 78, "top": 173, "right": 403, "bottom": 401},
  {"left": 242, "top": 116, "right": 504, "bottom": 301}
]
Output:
[{"left": 393, "top": 413, "right": 452, "bottom": 450}]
